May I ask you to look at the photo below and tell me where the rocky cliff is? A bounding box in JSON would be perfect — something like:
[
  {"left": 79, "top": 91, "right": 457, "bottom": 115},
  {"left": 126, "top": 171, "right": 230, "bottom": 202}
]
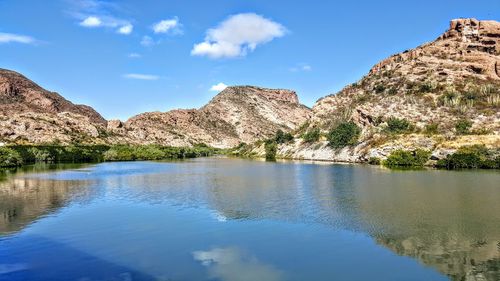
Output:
[
  {"left": 250, "top": 18, "right": 499, "bottom": 162},
  {"left": 0, "top": 69, "right": 108, "bottom": 144},
  {"left": 1, "top": 18, "right": 498, "bottom": 158},
  {"left": 0, "top": 69, "right": 311, "bottom": 147},
  {"left": 111, "top": 86, "right": 312, "bottom": 148}
]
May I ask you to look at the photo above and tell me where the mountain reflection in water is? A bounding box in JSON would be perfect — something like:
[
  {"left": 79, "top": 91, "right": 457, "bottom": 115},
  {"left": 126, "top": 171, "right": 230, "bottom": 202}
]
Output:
[{"left": 0, "top": 158, "right": 499, "bottom": 281}]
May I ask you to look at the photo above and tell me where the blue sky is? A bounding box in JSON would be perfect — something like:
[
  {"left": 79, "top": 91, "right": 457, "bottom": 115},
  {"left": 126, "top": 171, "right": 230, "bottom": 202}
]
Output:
[{"left": 1, "top": 0, "right": 498, "bottom": 120}]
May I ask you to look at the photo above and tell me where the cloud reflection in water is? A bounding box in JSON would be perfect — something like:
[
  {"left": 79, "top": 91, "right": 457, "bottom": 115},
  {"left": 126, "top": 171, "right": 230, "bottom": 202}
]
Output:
[{"left": 193, "top": 247, "right": 284, "bottom": 281}]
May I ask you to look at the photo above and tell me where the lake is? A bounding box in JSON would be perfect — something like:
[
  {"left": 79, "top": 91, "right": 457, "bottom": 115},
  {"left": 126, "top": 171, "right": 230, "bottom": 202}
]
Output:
[{"left": 0, "top": 158, "right": 499, "bottom": 281}]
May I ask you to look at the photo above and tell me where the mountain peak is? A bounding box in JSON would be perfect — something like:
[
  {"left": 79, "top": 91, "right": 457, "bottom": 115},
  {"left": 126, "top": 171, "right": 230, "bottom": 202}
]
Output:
[
  {"left": 216, "top": 86, "right": 300, "bottom": 105},
  {"left": 439, "top": 18, "right": 500, "bottom": 47}
]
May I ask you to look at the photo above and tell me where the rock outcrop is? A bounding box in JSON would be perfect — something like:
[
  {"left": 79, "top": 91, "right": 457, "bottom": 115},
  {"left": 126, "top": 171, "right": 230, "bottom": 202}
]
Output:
[
  {"left": 0, "top": 69, "right": 107, "bottom": 144},
  {"left": 247, "top": 18, "right": 500, "bottom": 162},
  {"left": 1, "top": 18, "right": 498, "bottom": 158},
  {"left": 119, "top": 86, "right": 312, "bottom": 148}
]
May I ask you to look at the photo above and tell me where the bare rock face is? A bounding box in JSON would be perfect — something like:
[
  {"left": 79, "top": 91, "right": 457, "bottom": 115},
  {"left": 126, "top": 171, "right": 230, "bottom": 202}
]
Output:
[
  {"left": 0, "top": 69, "right": 311, "bottom": 147},
  {"left": 279, "top": 18, "right": 500, "bottom": 162},
  {"left": 0, "top": 69, "right": 107, "bottom": 144},
  {"left": 121, "top": 86, "right": 312, "bottom": 148}
]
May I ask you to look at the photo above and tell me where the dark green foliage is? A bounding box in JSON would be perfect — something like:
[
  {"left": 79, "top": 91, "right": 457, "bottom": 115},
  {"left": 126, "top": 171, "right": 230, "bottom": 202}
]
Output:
[
  {"left": 385, "top": 117, "right": 412, "bottom": 134},
  {"left": 103, "top": 145, "right": 217, "bottom": 161},
  {"left": 10, "top": 145, "right": 108, "bottom": 163},
  {"left": 274, "top": 130, "right": 294, "bottom": 144},
  {"left": 374, "top": 84, "right": 386, "bottom": 93},
  {"left": 424, "top": 123, "right": 439, "bottom": 135},
  {"left": 0, "top": 147, "right": 23, "bottom": 167},
  {"left": 264, "top": 140, "right": 277, "bottom": 161},
  {"left": 387, "top": 87, "right": 398, "bottom": 95},
  {"left": 228, "top": 142, "right": 258, "bottom": 158},
  {"left": 455, "top": 119, "right": 472, "bottom": 135},
  {"left": 368, "top": 157, "right": 381, "bottom": 165},
  {"left": 302, "top": 128, "right": 321, "bottom": 143},
  {"left": 383, "top": 149, "right": 431, "bottom": 167},
  {"left": 3, "top": 144, "right": 218, "bottom": 166},
  {"left": 327, "top": 122, "right": 361, "bottom": 148},
  {"left": 418, "top": 82, "right": 433, "bottom": 93},
  {"left": 436, "top": 145, "right": 499, "bottom": 169}
]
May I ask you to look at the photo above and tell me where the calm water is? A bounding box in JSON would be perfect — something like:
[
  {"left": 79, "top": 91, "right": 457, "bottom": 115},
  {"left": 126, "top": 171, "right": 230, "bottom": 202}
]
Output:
[{"left": 0, "top": 158, "right": 499, "bottom": 281}]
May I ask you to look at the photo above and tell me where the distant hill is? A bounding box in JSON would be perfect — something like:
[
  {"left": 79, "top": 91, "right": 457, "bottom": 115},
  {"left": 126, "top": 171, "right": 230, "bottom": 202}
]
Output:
[
  {"left": 0, "top": 68, "right": 107, "bottom": 144},
  {"left": 113, "top": 86, "right": 312, "bottom": 148}
]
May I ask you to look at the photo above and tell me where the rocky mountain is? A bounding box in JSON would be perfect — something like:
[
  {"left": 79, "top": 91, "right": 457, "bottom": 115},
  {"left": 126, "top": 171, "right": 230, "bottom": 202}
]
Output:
[
  {"left": 0, "top": 69, "right": 108, "bottom": 144},
  {"left": 2, "top": 18, "right": 498, "bottom": 160},
  {"left": 0, "top": 70, "right": 311, "bottom": 147},
  {"left": 110, "top": 86, "right": 312, "bottom": 148},
  {"left": 247, "top": 18, "right": 499, "bottom": 162}
]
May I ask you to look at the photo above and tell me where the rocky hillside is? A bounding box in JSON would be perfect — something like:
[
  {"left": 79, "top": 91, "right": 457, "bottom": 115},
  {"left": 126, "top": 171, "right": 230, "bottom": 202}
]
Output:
[
  {"left": 110, "top": 86, "right": 312, "bottom": 148},
  {"left": 248, "top": 18, "right": 500, "bottom": 162},
  {"left": 0, "top": 69, "right": 108, "bottom": 144}
]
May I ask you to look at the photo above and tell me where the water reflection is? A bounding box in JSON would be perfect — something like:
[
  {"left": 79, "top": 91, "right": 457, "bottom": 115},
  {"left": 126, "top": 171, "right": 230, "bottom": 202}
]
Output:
[
  {"left": 0, "top": 159, "right": 499, "bottom": 280},
  {"left": 193, "top": 247, "right": 284, "bottom": 281},
  {"left": 0, "top": 165, "right": 97, "bottom": 234}
]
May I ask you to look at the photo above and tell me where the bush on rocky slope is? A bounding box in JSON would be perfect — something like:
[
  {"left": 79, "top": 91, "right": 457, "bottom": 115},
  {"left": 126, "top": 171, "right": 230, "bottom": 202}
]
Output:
[
  {"left": 302, "top": 128, "right": 321, "bottom": 143},
  {"left": 274, "top": 130, "right": 294, "bottom": 144},
  {"left": 436, "top": 145, "right": 499, "bottom": 169},
  {"left": 327, "top": 122, "right": 361, "bottom": 148},
  {"left": 455, "top": 119, "right": 472, "bottom": 135},
  {"left": 0, "top": 147, "right": 23, "bottom": 167},
  {"left": 383, "top": 149, "right": 431, "bottom": 167},
  {"left": 384, "top": 118, "right": 413, "bottom": 134},
  {"left": 264, "top": 140, "right": 277, "bottom": 161}
]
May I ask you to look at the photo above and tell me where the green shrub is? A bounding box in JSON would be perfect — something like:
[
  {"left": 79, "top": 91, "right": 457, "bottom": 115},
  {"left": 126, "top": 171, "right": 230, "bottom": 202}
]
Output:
[
  {"left": 368, "top": 157, "right": 381, "bottom": 165},
  {"left": 327, "top": 122, "right": 361, "bottom": 148},
  {"left": 264, "top": 140, "right": 277, "bottom": 161},
  {"left": 2, "top": 145, "right": 217, "bottom": 166},
  {"left": 387, "top": 87, "right": 398, "bottom": 95},
  {"left": 103, "top": 145, "right": 217, "bottom": 161},
  {"left": 274, "top": 130, "right": 294, "bottom": 144},
  {"left": 455, "top": 119, "right": 472, "bottom": 135},
  {"left": 9, "top": 145, "right": 108, "bottom": 163},
  {"left": 436, "top": 145, "right": 499, "bottom": 169},
  {"left": 385, "top": 117, "right": 412, "bottom": 134},
  {"left": 424, "top": 123, "right": 439, "bottom": 135},
  {"left": 383, "top": 149, "right": 431, "bottom": 167},
  {"left": 0, "top": 147, "right": 23, "bottom": 167},
  {"left": 374, "top": 84, "right": 386, "bottom": 93},
  {"left": 418, "top": 82, "right": 434, "bottom": 93},
  {"left": 302, "top": 128, "right": 321, "bottom": 143}
]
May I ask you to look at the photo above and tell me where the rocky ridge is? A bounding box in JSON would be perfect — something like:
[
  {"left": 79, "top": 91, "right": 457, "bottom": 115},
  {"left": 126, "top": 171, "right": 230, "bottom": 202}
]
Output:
[
  {"left": 1, "top": 18, "right": 499, "bottom": 162},
  {"left": 109, "top": 86, "right": 311, "bottom": 148},
  {"left": 0, "top": 69, "right": 108, "bottom": 144},
  {"left": 246, "top": 18, "right": 500, "bottom": 162},
  {"left": 0, "top": 70, "right": 311, "bottom": 147}
]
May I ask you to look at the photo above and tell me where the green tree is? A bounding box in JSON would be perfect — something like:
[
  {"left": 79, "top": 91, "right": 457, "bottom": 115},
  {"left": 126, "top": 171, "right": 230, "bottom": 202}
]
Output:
[
  {"left": 327, "top": 122, "right": 361, "bottom": 148},
  {"left": 0, "top": 147, "right": 23, "bottom": 167},
  {"left": 264, "top": 140, "right": 277, "bottom": 161}
]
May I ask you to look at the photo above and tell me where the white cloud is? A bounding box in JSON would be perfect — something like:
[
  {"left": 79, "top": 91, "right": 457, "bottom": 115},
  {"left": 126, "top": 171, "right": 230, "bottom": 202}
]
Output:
[
  {"left": 117, "top": 24, "right": 133, "bottom": 35},
  {"left": 153, "top": 17, "right": 181, "bottom": 34},
  {"left": 123, "top": 73, "right": 159, "bottom": 80},
  {"left": 210, "top": 82, "right": 228, "bottom": 92},
  {"left": 0, "top": 32, "right": 36, "bottom": 44},
  {"left": 71, "top": 1, "right": 132, "bottom": 34},
  {"left": 140, "top": 35, "right": 154, "bottom": 46},
  {"left": 302, "top": 65, "right": 312, "bottom": 71},
  {"left": 80, "top": 16, "right": 102, "bottom": 27},
  {"left": 191, "top": 13, "right": 286, "bottom": 59},
  {"left": 290, "top": 64, "right": 312, "bottom": 72},
  {"left": 127, "top": 53, "right": 141, "bottom": 58}
]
